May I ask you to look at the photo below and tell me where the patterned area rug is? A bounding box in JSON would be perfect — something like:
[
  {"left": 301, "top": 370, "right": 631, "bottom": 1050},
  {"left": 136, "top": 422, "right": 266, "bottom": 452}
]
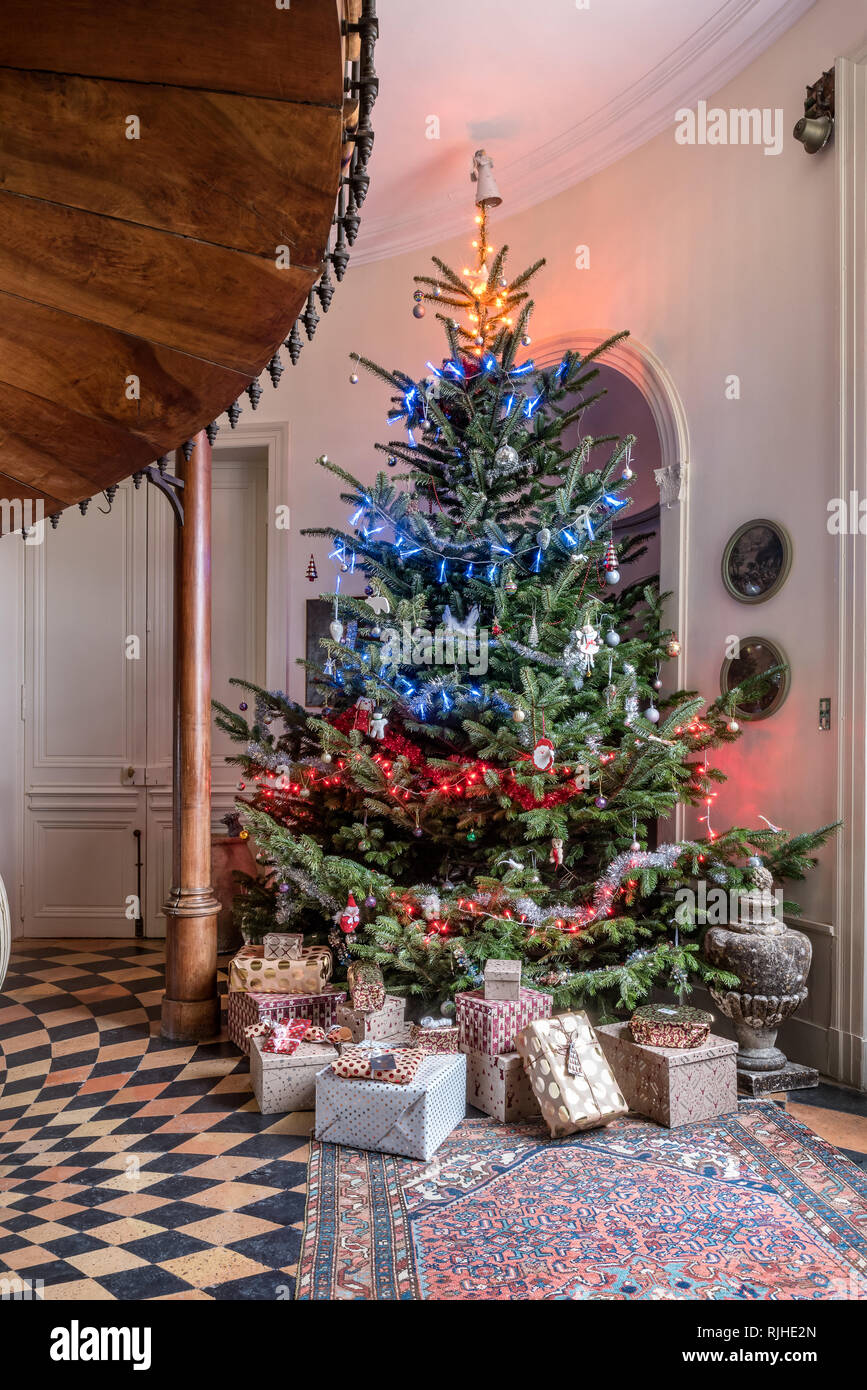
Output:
[{"left": 297, "top": 1110, "right": 867, "bottom": 1300}]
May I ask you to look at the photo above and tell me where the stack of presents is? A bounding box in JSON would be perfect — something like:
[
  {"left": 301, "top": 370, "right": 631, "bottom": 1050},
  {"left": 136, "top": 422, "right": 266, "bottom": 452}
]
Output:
[{"left": 227, "top": 935, "right": 738, "bottom": 1163}]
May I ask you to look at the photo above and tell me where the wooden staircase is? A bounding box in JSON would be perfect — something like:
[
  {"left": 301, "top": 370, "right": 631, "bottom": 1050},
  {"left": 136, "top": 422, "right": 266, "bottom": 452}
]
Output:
[{"left": 0, "top": 0, "right": 377, "bottom": 528}]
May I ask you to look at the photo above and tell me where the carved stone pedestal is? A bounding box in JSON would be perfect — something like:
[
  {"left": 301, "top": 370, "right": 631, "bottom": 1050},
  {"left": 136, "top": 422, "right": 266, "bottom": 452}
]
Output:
[{"left": 703, "top": 862, "right": 816, "bottom": 1095}]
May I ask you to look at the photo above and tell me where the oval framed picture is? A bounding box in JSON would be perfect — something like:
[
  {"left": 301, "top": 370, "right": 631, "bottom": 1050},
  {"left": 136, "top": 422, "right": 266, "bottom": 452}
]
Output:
[
  {"left": 719, "top": 636, "right": 790, "bottom": 721},
  {"left": 721, "top": 519, "right": 792, "bottom": 603}
]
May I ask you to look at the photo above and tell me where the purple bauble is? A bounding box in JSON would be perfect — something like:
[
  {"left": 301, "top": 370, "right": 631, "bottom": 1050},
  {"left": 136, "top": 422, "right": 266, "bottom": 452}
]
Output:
[{"left": 595, "top": 795, "right": 608, "bottom": 809}]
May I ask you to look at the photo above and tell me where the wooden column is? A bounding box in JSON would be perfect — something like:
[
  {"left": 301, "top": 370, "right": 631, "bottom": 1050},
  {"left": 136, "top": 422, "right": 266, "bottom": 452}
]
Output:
[{"left": 161, "top": 430, "right": 220, "bottom": 1042}]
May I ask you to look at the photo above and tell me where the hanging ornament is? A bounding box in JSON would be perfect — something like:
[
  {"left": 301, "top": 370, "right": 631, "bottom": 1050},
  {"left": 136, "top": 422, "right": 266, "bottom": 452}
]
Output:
[
  {"left": 644, "top": 704, "right": 661, "bottom": 724},
  {"left": 630, "top": 839, "right": 641, "bottom": 852},
  {"left": 306, "top": 554, "right": 318, "bottom": 583},
  {"left": 512, "top": 709, "right": 526, "bottom": 723},
  {"left": 667, "top": 636, "right": 681, "bottom": 657},
  {"left": 550, "top": 837, "right": 565, "bottom": 867},
  {"left": 364, "top": 893, "right": 377, "bottom": 909},
  {"left": 238, "top": 701, "right": 248, "bottom": 711},
  {"left": 420, "top": 891, "right": 441, "bottom": 922},
  {"left": 369, "top": 709, "right": 387, "bottom": 739},
  {"left": 536, "top": 526, "right": 551, "bottom": 550},
  {"left": 528, "top": 612, "right": 539, "bottom": 648},
  {"left": 621, "top": 444, "right": 634, "bottom": 482},
  {"left": 652, "top": 671, "right": 663, "bottom": 691},
  {"left": 605, "top": 629, "right": 620, "bottom": 647},
  {"left": 494, "top": 444, "right": 520, "bottom": 471},
  {"left": 466, "top": 829, "right": 478, "bottom": 842},
  {"left": 413, "top": 303, "right": 426, "bottom": 319},
  {"left": 727, "top": 719, "right": 740, "bottom": 733},
  {"left": 366, "top": 593, "right": 391, "bottom": 617},
  {"left": 603, "top": 541, "right": 620, "bottom": 585},
  {"left": 330, "top": 618, "right": 344, "bottom": 643},
  {"left": 322, "top": 752, "right": 333, "bottom": 764},
  {"left": 339, "top": 893, "right": 360, "bottom": 935},
  {"left": 492, "top": 621, "right": 502, "bottom": 636},
  {"left": 349, "top": 371, "right": 359, "bottom": 383},
  {"left": 532, "top": 736, "right": 556, "bottom": 772},
  {"left": 565, "top": 623, "right": 601, "bottom": 674},
  {"left": 354, "top": 696, "right": 374, "bottom": 732},
  {"left": 504, "top": 578, "right": 518, "bottom": 594},
  {"left": 521, "top": 333, "right": 532, "bottom": 347},
  {"left": 595, "top": 794, "right": 609, "bottom": 809}
]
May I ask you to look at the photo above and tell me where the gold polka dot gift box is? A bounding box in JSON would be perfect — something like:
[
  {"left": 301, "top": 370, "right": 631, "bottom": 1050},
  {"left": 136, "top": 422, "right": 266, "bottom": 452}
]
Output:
[
  {"left": 228, "top": 943, "right": 333, "bottom": 993},
  {"left": 515, "top": 1012, "right": 628, "bottom": 1138}
]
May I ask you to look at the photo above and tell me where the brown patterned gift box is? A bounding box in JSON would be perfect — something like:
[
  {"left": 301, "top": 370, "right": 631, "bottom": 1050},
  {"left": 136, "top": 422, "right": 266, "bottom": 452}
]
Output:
[
  {"left": 516, "top": 1012, "right": 628, "bottom": 1138},
  {"left": 456, "top": 986, "right": 552, "bottom": 1055},
  {"left": 410, "top": 1023, "right": 461, "bottom": 1054},
  {"left": 464, "top": 1048, "right": 540, "bottom": 1122},
  {"left": 629, "top": 1003, "right": 714, "bottom": 1049},
  {"left": 346, "top": 959, "right": 386, "bottom": 1014},
  {"left": 262, "top": 932, "right": 304, "bottom": 961},
  {"left": 250, "top": 1037, "right": 337, "bottom": 1115},
  {"left": 228, "top": 943, "right": 332, "bottom": 994},
  {"left": 483, "top": 958, "right": 521, "bottom": 1002},
  {"left": 228, "top": 987, "right": 346, "bottom": 1053},
  {"left": 337, "top": 994, "right": 406, "bottom": 1042},
  {"left": 596, "top": 1022, "right": 738, "bottom": 1128}
]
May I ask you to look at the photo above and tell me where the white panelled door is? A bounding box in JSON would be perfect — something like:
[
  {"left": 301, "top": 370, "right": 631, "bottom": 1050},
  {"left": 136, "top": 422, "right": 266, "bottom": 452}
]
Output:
[{"left": 21, "top": 446, "right": 271, "bottom": 938}]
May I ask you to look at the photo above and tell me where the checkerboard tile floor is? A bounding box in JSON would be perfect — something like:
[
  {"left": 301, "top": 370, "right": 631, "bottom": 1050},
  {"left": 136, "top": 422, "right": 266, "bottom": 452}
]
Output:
[
  {"left": 0, "top": 940, "right": 312, "bottom": 1301},
  {"left": 1, "top": 940, "right": 866, "bottom": 1301}
]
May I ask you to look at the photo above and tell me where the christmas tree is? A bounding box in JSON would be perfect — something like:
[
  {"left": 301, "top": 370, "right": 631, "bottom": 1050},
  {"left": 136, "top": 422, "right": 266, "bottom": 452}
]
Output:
[{"left": 215, "top": 151, "right": 833, "bottom": 1017}]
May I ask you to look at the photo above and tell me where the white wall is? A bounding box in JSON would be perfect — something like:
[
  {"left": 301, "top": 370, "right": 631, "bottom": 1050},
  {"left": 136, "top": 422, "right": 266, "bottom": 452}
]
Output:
[
  {"left": 0, "top": 540, "right": 22, "bottom": 926},
  {"left": 248, "top": 0, "right": 866, "bottom": 1072}
]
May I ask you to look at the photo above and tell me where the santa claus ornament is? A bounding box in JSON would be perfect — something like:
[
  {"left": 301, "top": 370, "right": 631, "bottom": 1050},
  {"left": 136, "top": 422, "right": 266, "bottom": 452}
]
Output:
[
  {"left": 532, "top": 736, "right": 556, "bottom": 772},
  {"left": 339, "top": 893, "right": 360, "bottom": 935}
]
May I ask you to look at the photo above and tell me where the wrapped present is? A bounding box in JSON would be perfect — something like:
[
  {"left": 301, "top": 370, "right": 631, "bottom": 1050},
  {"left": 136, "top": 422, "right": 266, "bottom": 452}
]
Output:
[
  {"left": 314, "top": 1052, "right": 467, "bottom": 1161},
  {"left": 597, "top": 1022, "right": 738, "bottom": 1127},
  {"left": 456, "top": 986, "right": 552, "bottom": 1055},
  {"left": 629, "top": 1004, "right": 714, "bottom": 1050},
  {"left": 251, "top": 1036, "right": 337, "bottom": 1115},
  {"left": 464, "top": 1048, "right": 540, "bottom": 1122},
  {"left": 331, "top": 1045, "right": 425, "bottom": 1085},
  {"left": 263, "top": 932, "right": 303, "bottom": 961},
  {"left": 337, "top": 994, "right": 406, "bottom": 1043},
  {"left": 516, "top": 1012, "right": 628, "bottom": 1138},
  {"left": 265, "top": 1018, "right": 312, "bottom": 1055},
  {"left": 410, "top": 1021, "right": 460, "bottom": 1054},
  {"left": 347, "top": 959, "right": 386, "bottom": 1014},
  {"left": 228, "top": 987, "right": 346, "bottom": 1053},
  {"left": 305, "top": 1024, "right": 353, "bottom": 1045},
  {"left": 483, "top": 958, "right": 521, "bottom": 1002},
  {"left": 228, "top": 943, "right": 332, "bottom": 994}
]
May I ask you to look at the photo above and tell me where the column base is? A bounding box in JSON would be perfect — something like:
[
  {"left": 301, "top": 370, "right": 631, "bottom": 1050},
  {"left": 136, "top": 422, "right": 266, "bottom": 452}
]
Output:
[{"left": 161, "top": 994, "right": 221, "bottom": 1043}]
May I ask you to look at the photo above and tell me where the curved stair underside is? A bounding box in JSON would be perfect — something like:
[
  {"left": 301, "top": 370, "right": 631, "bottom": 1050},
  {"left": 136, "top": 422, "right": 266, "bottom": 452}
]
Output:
[{"left": 0, "top": 0, "right": 377, "bottom": 528}]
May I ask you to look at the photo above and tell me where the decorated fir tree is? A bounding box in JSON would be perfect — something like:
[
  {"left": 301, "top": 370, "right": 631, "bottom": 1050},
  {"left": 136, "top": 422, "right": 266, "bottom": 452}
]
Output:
[{"left": 215, "top": 151, "right": 832, "bottom": 1018}]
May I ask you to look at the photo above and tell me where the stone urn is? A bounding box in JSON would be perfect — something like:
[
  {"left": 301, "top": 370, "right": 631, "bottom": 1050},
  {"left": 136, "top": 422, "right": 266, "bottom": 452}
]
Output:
[{"left": 703, "top": 862, "right": 816, "bottom": 1093}]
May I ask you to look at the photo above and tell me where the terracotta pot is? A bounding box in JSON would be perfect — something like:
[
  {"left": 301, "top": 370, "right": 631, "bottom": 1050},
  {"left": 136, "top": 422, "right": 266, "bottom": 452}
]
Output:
[{"left": 211, "top": 834, "right": 256, "bottom": 954}]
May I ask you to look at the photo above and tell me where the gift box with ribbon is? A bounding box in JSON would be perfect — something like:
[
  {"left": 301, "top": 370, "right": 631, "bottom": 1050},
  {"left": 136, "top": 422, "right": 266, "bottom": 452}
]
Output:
[
  {"left": 331, "top": 1045, "right": 425, "bottom": 1086},
  {"left": 228, "top": 987, "right": 346, "bottom": 1053},
  {"left": 314, "top": 1051, "right": 466, "bottom": 1161},
  {"left": 346, "top": 959, "right": 386, "bottom": 1014},
  {"left": 456, "top": 986, "right": 552, "bottom": 1055},
  {"left": 516, "top": 1012, "right": 628, "bottom": 1138},
  {"left": 228, "top": 943, "right": 332, "bottom": 995},
  {"left": 262, "top": 932, "right": 304, "bottom": 961},
  {"left": 629, "top": 1004, "right": 714, "bottom": 1050},
  {"left": 337, "top": 994, "right": 406, "bottom": 1043},
  {"left": 258, "top": 1017, "right": 311, "bottom": 1056},
  {"left": 251, "top": 1036, "right": 339, "bottom": 1115}
]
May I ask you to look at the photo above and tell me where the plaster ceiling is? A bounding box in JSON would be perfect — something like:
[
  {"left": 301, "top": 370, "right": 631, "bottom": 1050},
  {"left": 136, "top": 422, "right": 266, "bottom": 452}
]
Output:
[{"left": 354, "top": 0, "right": 814, "bottom": 263}]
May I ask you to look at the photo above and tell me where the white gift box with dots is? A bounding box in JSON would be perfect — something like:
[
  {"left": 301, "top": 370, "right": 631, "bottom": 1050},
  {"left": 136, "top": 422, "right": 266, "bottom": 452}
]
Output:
[
  {"left": 314, "top": 1052, "right": 467, "bottom": 1161},
  {"left": 516, "top": 1012, "right": 628, "bottom": 1137}
]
